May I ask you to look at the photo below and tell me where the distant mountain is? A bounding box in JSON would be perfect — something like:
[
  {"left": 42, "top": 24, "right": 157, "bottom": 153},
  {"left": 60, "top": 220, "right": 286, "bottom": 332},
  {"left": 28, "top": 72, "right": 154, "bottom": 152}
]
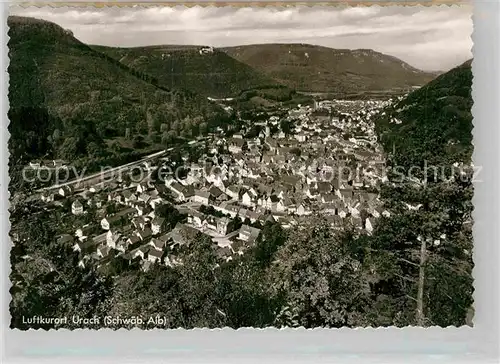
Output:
[
  {"left": 375, "top": 59, "right": 473, "bottom": 170},
  {"left": 8, "top": 16, "right": 219, "bottom": 163},
  {"left": 92, "top": 44, "right": 285, "bottom": 98},
  {"left": 223, "top": 43, "right": 438, "bottom": 94}
]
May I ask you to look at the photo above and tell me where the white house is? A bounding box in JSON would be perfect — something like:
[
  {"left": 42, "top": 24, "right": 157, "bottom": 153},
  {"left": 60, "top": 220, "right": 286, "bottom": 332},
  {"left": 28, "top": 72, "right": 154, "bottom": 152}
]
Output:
[
  {"left": 106, "top": 230, "right": 121, "bottom": 248},
  {"left": 241, "top": 191, "right": 257, "bottom": 208},
  {"left": 58, "top": 186, "right": 73, "bottom": 197},
  {"left": 71, "top": 200, "right": 84, "bottom": 215},
  {"left": 366, "top": 218, "right": 374, "bottom": 234},
  {"left": 151, "top": 217, "right": 166, "bottom": 235},
  {"left": 41, "top": 192, "right": 55, "bottom": 203}
]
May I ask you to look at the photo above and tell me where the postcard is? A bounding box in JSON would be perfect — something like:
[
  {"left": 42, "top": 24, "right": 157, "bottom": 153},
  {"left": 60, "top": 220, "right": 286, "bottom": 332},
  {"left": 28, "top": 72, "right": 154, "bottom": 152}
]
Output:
[{"left": 7, "top": 4, "right": 474, "bottom": 330}]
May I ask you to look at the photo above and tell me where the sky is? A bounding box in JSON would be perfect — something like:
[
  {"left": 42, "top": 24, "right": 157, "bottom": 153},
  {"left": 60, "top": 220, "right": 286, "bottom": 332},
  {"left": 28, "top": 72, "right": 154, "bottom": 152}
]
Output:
[{"left": 10, "top": 5, "right": 473, "bottom": 72}]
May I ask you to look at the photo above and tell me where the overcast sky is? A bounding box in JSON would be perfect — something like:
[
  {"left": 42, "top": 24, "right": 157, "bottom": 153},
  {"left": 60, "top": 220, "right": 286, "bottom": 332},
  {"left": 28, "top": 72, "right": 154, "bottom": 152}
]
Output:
[{"left": 10, "top": 5, "right": 472, "bottom": 71}]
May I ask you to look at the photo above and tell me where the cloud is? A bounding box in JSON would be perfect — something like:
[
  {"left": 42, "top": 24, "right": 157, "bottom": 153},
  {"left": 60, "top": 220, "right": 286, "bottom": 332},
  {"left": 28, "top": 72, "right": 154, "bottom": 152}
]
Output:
[{"left": 9, "top": 5, "right": 472, "bottom": 71}]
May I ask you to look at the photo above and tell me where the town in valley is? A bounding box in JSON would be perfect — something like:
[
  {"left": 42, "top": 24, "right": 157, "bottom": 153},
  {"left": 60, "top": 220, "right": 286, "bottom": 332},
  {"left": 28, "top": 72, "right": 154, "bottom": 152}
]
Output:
[
  {"left": 8, "top": 7, "right": 474, "bottom": 330},
  {"left": 18, "top": 98, "right": 401, "bottom": 272}
]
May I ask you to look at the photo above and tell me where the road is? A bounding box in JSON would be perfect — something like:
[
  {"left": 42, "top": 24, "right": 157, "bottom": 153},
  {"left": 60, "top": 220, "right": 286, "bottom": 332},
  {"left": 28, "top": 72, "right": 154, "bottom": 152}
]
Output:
[{"left": 37, "top": 150, "right": 166, "bottom": 192}]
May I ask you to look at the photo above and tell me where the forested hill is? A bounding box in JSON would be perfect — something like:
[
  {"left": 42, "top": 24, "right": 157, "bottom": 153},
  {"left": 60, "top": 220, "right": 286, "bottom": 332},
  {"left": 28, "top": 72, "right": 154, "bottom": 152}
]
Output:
[
  {"left": 8, "top": 16, "right": 220, "bottom": 164},
  {"left": 223, "top": 43, "right": 438, "bottom": 94},
  {"left": 375, "top": 59, "right": 473, "bottom": 171},
  {"left": 92, "top": 44, "right": 286, "bottom": 98},
  {"left": 367, "top": 59, "right": 475, "bottom": 327}
]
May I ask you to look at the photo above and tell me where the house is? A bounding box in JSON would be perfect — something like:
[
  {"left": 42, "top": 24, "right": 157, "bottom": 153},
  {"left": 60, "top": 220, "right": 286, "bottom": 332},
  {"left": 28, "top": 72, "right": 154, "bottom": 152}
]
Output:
[
  {"left": 100, "top": 207, "right": 135, "bottom": 230},
  {"left": 225, "top": 204, "right": 241, "bottom": 218},
  {"left": 246, "top": 211, "right": 261, "bottom": 223},
  {"left": 106, "top": 230, "right": 122, "bottom": 249},
  {"left": 126, "top": 235, "right": 141, "bottom": 247},
  {"left": 87, "top": 195, "right": 103, "bottom": 208},
  {"left": 131, "top": 245, "right": 150, "bottom": 260},
  {"left": 149, "top": 238, "right": 167, "bottom": 252},
  {"left": 101, "top": 216, "right": 123, "bottom": 231},
  {"left": 73, "top": 232, "right": 107, "bottom": 253},
  {"left": 192, "top": 190, "right": 211, "bottom": 205},
  {"left": 136, "top": 182, "right": 151, "bottom": 194},
  {"left": 295, "top": 133, "right": 307, "bottom": 142},
  {"left": 241, "top": 190, "right": 257, "bottom": 207},
  {"left": 331, "top": 215, "right": 343, "bottom": 229},
  {"left": 149, "top": 195, "right": 164, "bottom": 210},
  {"left": 199, "top": 46, "right": 214, "bottom": 55},
  {"left": 209, "top": 186, "right": 225, "bottom": 201},
  {"left": 168, "top": 182, "right": 188, "bottom": 201},
  {"left": 365, "top": 217, "right": 374, "bottom": 234},
  {"left": 282, "top": 196, "right": 296, "bottom": 212},
  {"left": 136, "top": 228, "right": 153, "bottom": 241},
  {"left": 71, "top": 200, "right": 84, "bottom": 215},
  {"left": 271, "top": 199, "right": 286, "bottom": 213},
  {"left": 338, "top": 207, "right": 348, "bottom": 218},
  {"left": 115, "top": 239, "right": 129, "bottom": 253},
  {"left": 75, "top": 225, "right": 95, "bottom": 239},
  {"left": 337, "top": 188, "right": 354, "bottom": 201},
  {"left": 216, "top": 217, "right": 231, "bottom": 235},
  {"left": 41, "top": 191, "right": 55, "bottom": 203},
  {"left": 147, "top": 249, "right": 163, "bottom": 264},
  {"left": 321, "top": 194, "right": 337, "bottom": 204},
  {"left": 101, "top": 216, "right": 123, "bottom": 230},
  {"left": 205, "top": 216, "right": 218, "bottom": 231},
  {"left": 164, "top": 254, "right": 183, "bottom": 268},
  {"left": 166, "top": 223, "right": 200, "bottom": 248},
  {"left": 134, "top": 202, "right": 152, "bottom": 216},
  {"left": 296, "top": 203, "right": 310, "bottom": 216},
  {"left": 97, "top": 245, "right": 115, "bottom": 259},
  {"left": 228, "top": 138, "right": 246, "bottom": 154},
  {"left": 58, "top": 186, "right": 73, "bottom": 197},
  {"left": 138, "top": 193, "right": 151, "bottom": 205},
  {"left": 132, "top": 216, "right": 149, "bottom": 230},
  {"left": 188, "top": 210, "right": 205, "bottom": 228},
  {"left": 122, "top": 190, "right": 137, "bottom": 205},
  {"left": 226, "top": 185, "right": 240, "bottom": 200},
  {"left": 265, "top": 138, "right": 278, "bottom": 153},
  {"left": 351, "top": 216, "right": 363, "bottom": 228},
  {"left": 108, "top": 191, "right": 123, "bottom": 204},
  {"left": 238, "top": 225, "right": 261, "bottom": 244},
  {"left": 151, "top": 217, "right": 167, "bottom": 235}
]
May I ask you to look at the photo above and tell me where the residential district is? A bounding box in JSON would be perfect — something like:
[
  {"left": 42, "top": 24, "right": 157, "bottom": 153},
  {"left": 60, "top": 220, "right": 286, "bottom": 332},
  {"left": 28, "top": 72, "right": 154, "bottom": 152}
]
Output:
[{"left": 26, "top": 98, "right": 400, "bottom": 272}]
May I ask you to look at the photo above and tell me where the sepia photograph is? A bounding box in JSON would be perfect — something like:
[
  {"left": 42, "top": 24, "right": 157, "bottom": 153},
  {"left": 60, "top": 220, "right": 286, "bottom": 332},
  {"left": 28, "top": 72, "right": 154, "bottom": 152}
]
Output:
[{"left": 8, "top": 5, "right": 474, "bottom": 330}]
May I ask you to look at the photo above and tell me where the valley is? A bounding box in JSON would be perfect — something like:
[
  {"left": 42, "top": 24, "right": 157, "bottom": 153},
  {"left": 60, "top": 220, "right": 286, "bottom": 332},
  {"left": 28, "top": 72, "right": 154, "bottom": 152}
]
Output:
[{"left": 8, "top": 13, "right": 474, "bottom": 330}]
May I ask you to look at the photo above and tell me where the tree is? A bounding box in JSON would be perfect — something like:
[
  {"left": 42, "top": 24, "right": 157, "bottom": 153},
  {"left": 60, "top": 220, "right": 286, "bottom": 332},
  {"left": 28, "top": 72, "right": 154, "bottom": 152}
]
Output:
[
  {"left": 251, "top": 221, "right": 287, "bottom": 267},
  {"left": 86, "top": 141, "right": 102, "bottom": 158},
  {"left": 174, "top": 234, "right": 225, "bottom": 328},
  {"left": 156, "top": 203, "right": 186, "bottom": 230},
  {"left": 132, "top": 135, "right": 146, "bottom": 149},
  {"left": 280, "top": 119, "right": 294, "bottom": 135},
  {"left": 57, "top": 136, "right": 79, "bottom": 160},
  {"left": 52, "top": 128, "right": 61, "bottom": 142},
  {"left": 269, "top": 219, "right": 372, "bottom": 328},
  {"left": 10, "top": 210, "right": 112, "bottom": 329}
]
